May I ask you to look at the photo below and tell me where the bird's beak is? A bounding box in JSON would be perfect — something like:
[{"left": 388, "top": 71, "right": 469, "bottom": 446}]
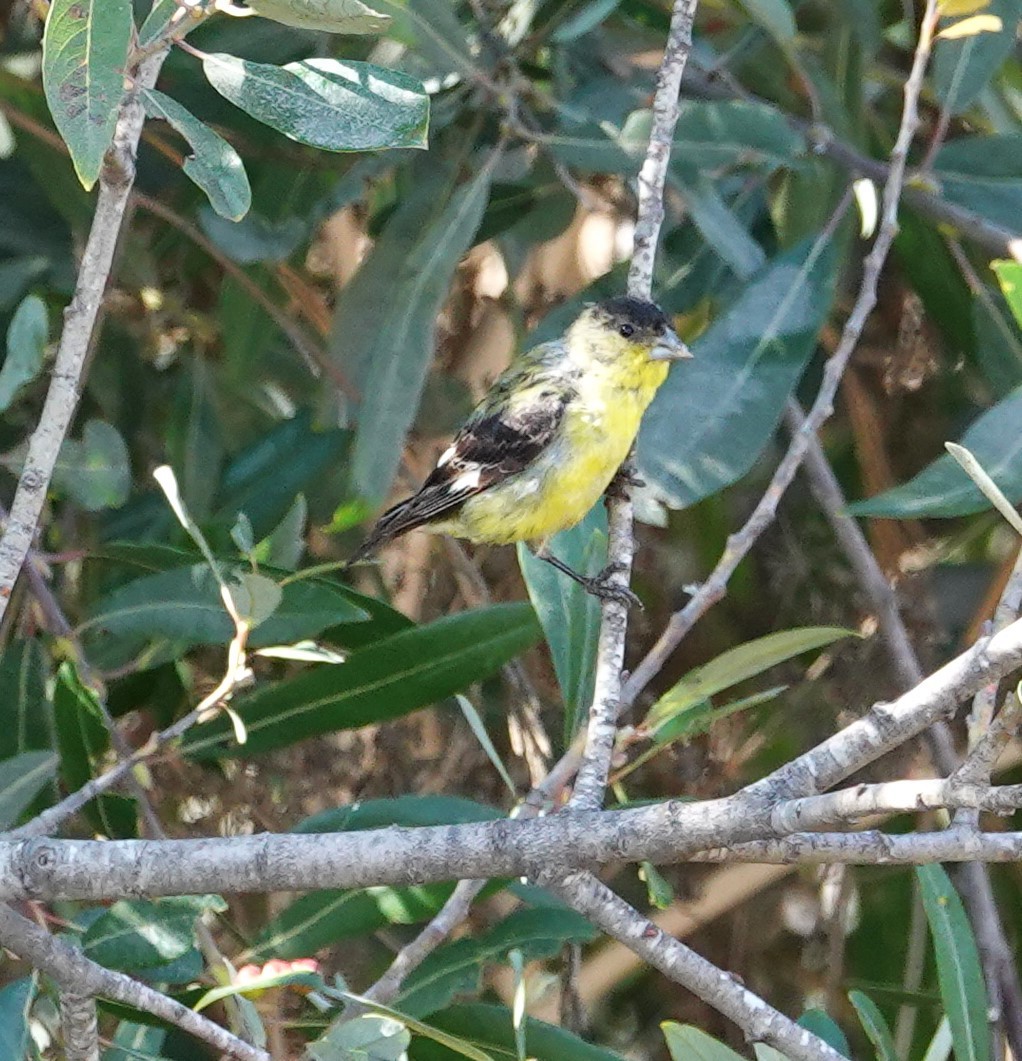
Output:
[{"left": 649, "top": 327, "right": 692, "bottom": 362}]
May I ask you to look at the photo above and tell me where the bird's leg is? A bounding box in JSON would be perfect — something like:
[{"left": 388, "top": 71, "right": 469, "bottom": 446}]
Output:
[
  {"left": 534, "top": 547, "right": 642, "bottom": 609},
  {"left": 604, "top": 460, "right": 646, "bottom": 501}
]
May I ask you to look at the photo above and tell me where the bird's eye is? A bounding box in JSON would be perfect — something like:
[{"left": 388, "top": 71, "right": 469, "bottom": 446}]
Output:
[{"left": 619, "top": 323, "right": 635, "bottom": 338}]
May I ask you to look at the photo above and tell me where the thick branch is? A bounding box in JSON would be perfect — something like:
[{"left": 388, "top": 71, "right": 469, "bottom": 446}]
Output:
[
  {"left": 0, "top": 904, "right": 267, "bottom": 1061},
  {"left": 60, "top": 991, "right": 98, "bottom": 1061}
]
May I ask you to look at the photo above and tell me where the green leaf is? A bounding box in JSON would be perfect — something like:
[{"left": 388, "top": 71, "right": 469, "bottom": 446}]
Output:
[
  {"left": 644, "top": 626, "right": 857, "bottom": 731},
  {"left": 551, "top": 0, "right": 624, "bottom": 41},
  {"left": 737, "top": 0, "right": 797, "bottom": 43},
  {"left": 140, "top": 89, "right": 251, "bottom": 221},
  {"left": 663, "top": 1023, "right": 746, "bottom": 1061},
  {"left": 0, "top": 294, "right": 47, "bottom": 413},
  {"left": 917, "top": 865, "right": 991, "bottom": 1061},
  {"left": 295, "top": 794, "right": 502, "bottom": 833},
  {"left": 105, "top": 1021, "right": 167, "bottom": 1061},
  {"left": 678, "top": 176, "right": 767, "bottom": 279},
  {"left": 309, "top": 1014, "right": 412, "bottom": 1061},
  {"left": 798, "top": 1010, "right": 850, "bottom": 1056},
  {"left": 548, "top": 100, "right": 802, "bottom": 175},
  {"left": 138, "top": 0, "right": 182, "bottom": 46},
  {"left": 199, "top": 209, "right": 307, "bottom": 264},
  {"left": 933, "top": 0, "right": 1022, "bottom": 114},
  {"left": 243, "top": 0, "right": 391, "bottom": 33},
  {"left": 399, "top": 908, "right": 597, "bottom": 1018},
  {"left": 457, "top": 695, "right": 516, "bottom": 796},
  {"left": 77, "top": 566, "right": 367, "bottom": 670},
  {"left": 0, "top": 978, "right": 35, "bottom": 1060},
  {"left": 202, "top": 54, "right": 429, "bottom": 153},
  {"left": 256, "top": 494, "right": 307, "bottom": 571},
  {"left": 848, "top": 991, "right": 897, "bottom": 1061},
  {"left": 0, "top": 751, "right": 57, "bottom": 829},
  {"left": 415, "top": 1004, "right": 626, "bottom": 1060},
  {"left": 41, "top": 0, "right": 132, "bottom": 190},
  {"left": 0, "top": 640, "right": 53, "bottom": 762},
  {"left": 973, "top": 283, "right": 1022, "bottom": 395},
  {"left": 638, "top": 237, "right": 838, "bottom": 509},
  {"left": 933, "top": 135, "right": 1022, "bottom": 232},
  {"left": 368, "top": 0, "right": 476, "bottom": 78},
  {"left": 850, "top": 386, "right": 1022, "bottom": 517},
  {"left": 517, "top": 504, "right": 604, "bottom": 740},
  {"left": 183, "top": 604, "right": 540, "bottom": 757},
  {"left": 345, "top": 157, "right": 492, "bottom": 500},
  {"left": 83, "top": 896, "right": 226, "bottom": 972},
  {"left": 47, "top": 419, "right": 130, "bottom": 511},
  {"left": 992, "top": 260, "right": 1022, "bottom": 330}
]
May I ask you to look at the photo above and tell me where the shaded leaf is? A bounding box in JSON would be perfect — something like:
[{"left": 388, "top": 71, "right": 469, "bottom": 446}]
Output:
[
  {"left": 0, "top": 294, "right": 47, "bottom": 413},
  {"left": 850, "top": 386, "right": 1022, "bottom": 517},
  {"left": 41, "top": 0, "right": 131, "bottom": 189},
  {"left": 399, "top": 908, "right": 597, "bottom": 1018},
  {"left": 202, "top": 54, "right": 429, "bottom": 153},
  {"left": 0, "top": 640, "right": 53, "bottom": 762},
  {"left": 198, "top": 209, "right": 306, "bottom": 264},
  {"left": 346, "top": 157, "right": 492, "bottom": 500},
  {"left": 638, "top": 237, "right": 838, "bottom": 509},
  {"left": 244, "top": 0, "right": 391, "bottom": 33},
  {"left": 0, "top": 978, "right": 35, "bottom": 1061},
  {"left": 183, "top": 604, "right": 540, "bottom": 757},
  {"left": 738, "top": 0, "right": 797, "bottom": 43},
  {"left": 663, "top": 1024, "right": 745, "bottom": 1061},
  {"left": 798, "top": 1010, "right": 850, "bottom": 1056},
  {"left": 933, "top": 0, "right": 1021, "bottom": 112},
  {"left": 933, "top": 135, "right": 1022, "bottom": 232},
  {"left": 35, "top": 419, "right": 130, "bottom": 512},
  {"left": 83, "top": 896, "right": 225, "bottom": 972},
  {"left": 849, "top": 990, "right": 897, "bottom": 1061},
  {"left": 517, "top": 504, "right": 604, "bottom": 739},
  {"left": 917, "top": 865, "right": 991, "bottom": 1061},
  {"left": 140, "top": 89, "right": 251, "bottom": 221},
  {"left": 77, "top": 565, "right": 367, "bottom": 669},
  {"left": 309, "top": 1015, "right": 411, "bottom": 1061},
  {"left": 105, "top": 1020, "right": 167, "bottom": 1061},
  {"left": 973, "top": 283, "right": 1022, "bottom": 395},
  {"left": 0, "top": 751, "right": 57, "bottom": 829}
]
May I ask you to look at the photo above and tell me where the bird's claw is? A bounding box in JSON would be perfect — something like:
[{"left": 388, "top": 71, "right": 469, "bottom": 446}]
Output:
[
  {"left": 605, "top": 465, "right": 647, "bottom": 501},
  {"left": 583, "top": 562, "right": 643, "bottom": 609}
]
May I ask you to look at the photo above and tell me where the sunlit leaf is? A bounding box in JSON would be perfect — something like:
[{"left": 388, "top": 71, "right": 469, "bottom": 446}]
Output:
[
  {"left": 243, "top": 0, "right": 391, "bottom": 33},
  {"left": 933, "top": 0, "right": 1020, "bottom": 112},
  {"left": 41, "top": 0, "right": 131, "bottom": 189},
  {"left": 663, "top": 1023, "right": 745, "bottom": 1061},
  {"left": 937, "top": 13, "right": 1003, "bottom": 37},
  {"left": 202, "top": 54, "right": 429, "bottom": 153}
]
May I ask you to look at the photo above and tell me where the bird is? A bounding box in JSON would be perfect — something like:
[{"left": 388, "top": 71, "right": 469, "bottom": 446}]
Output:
[{"left": 347, "top": 296, "right": 690, "bottom": 603}]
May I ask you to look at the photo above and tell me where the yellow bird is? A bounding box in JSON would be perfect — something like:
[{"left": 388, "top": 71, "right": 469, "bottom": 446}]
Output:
[{"left": 349, "top": 297, "right": 690, "bottom": 602}]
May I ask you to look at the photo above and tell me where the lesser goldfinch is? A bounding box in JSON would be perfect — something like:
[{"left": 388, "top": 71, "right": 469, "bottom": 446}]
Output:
[{"left": 349, "top": 297, "right": 690, "bottom": 602}]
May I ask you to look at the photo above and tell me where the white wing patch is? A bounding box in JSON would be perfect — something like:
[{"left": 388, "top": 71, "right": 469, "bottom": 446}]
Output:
[
  {"left": 451, "top": 466, "right": 482, "bottom": 492},
  {"left": 437, "top": 445, "right": 457, "bottom": 467}
]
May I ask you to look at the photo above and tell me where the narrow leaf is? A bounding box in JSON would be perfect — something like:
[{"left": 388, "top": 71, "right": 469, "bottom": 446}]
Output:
[
  {"left": 945, "top": 441, "right": 1022, "bottom": 535},
  {"left": 917, "top": 865, "right": 991, "bottom": 1061},
  {"left": 0, "top": 294, "right": 47, "bottom": 413},
  {"left": 663, "top": 1023, "right": 746, "bottom": 1061},
  {"left": 243, "top": 0, "right": 391, "bottom": 33},
  {"left": 42, "top": 0, "right": 132, "bottom": 189},
  {"left": 457, "top": 695, "right": 516, "bottom": 796},
  {"left": 182, "top": 604, "right": 540, "bottom": 757},
  {"left": 848, "top": 991, "right": 897, "bottom": 1061},
  {"left": 937, "top": 13, "right": 1003, "bottom": 37},
  {"left": 202, "top": 54, "right": 429, "bottom": 153},
  {"left": 141, "top": 89, "right": 251, "bottom": 221},
  {"left": 0, "top": 752, "right": 57, "bottom": 829},
  {"left": 992, "top": 260, "right": 1022, "bottom": 330},
  {"left": 0, "top": 978, "right": 35, "bottom": 1060}
]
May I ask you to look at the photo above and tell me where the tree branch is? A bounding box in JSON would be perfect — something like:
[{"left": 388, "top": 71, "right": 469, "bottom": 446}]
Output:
[
  {"left": 0, "top": 904, "right": 268, "bottom": 1061},
  {"left": 0, "top": 48, "right": 169, "bottom": 624},
  {"left": 623, "top": 0, "right": 941, "bottom": 705},
  {"left": 59, "top": 991, "right": 98, "bottom": 1061}
]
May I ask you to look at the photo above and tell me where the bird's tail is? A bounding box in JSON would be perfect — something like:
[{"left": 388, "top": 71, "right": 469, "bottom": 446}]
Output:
[{"left": 344, "top": 496, "right": 435, "bottom": 568}]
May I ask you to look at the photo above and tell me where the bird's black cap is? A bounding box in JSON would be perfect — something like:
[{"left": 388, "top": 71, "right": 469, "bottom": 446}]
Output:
[{"left": 594, "top": 296, "right": 669, "bottom": 333}]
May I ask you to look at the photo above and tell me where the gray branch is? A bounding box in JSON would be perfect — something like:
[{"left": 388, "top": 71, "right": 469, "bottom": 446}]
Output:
[
  {"left": 60, "top": 991, "right": 98, "bottom": 1061},
  {"left": 0, "top": 904, "right": 267, "bottom": 1061},
  {"left": 0, "top": 49, "right": 168, "bottom": 623}
]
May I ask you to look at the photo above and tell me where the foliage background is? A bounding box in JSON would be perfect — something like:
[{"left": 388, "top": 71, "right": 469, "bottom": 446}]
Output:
[{"left": 1, "top": 0, "right": 1022, "bottom": 1056}]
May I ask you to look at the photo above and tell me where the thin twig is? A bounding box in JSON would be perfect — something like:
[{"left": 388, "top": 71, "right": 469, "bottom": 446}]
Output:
[
  {"left": 569, "top": 0, "right": 699, "bottom": 814},
  {"left": 0, "top": 48, "right": 169, "bottom": 623},
  {"left": 623, "top": 0, "right": 942, "bottom": 706},
  {"left": 0, "top": 904, "right": 268, "bottom": 1061}
]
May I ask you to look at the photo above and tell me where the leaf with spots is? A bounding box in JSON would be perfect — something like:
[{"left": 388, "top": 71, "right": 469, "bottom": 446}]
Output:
[{"left": 42, "top": 0, "right": 132, "bottom": 190}]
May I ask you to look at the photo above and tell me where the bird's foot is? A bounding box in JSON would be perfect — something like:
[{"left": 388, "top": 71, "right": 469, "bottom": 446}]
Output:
[
  {"left": 605, "top": 464, "right": 646, "bottom": 501},
  {"left": 582, "top": 562, "right": 643, "bottom": 609}
]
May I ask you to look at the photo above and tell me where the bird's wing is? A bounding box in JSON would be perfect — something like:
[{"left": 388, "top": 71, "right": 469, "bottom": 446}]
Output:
[{"left": 352, "top": 355, "right": 575, "bottom": 556}]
